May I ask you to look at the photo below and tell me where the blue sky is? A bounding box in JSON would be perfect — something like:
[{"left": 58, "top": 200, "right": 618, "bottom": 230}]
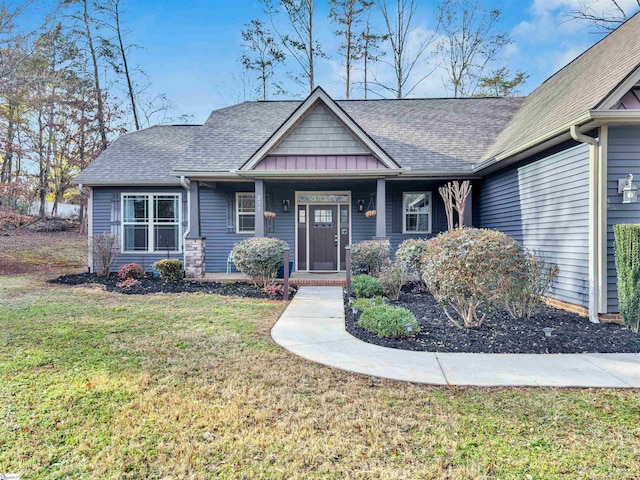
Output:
[{"left": 32, "top": 0, "right": 640, "bottom": 124}]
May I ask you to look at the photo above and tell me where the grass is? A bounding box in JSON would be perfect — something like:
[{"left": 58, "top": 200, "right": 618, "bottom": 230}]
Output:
[{"left": 1, "top": 276, "right": 639, "bottom": 479}]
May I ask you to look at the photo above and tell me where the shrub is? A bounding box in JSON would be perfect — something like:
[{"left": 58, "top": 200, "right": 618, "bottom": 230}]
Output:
[
  {"left": 352, "top": 274, "right": 382, "bottom": 298},
  {"left": 503, "top": 250, "right": 559, "bottom": 320},
  {"left": 614, "top": 224, "right": 640, "bottom": 332},
  {"left": 358, "top": 305, "right": 420, "bottom": 338},
  {"left": 118, "top": 263, "right": 145, "bottom": 280},
  {"left": 396, "top": 238, "right": 430, "bottom": 289},
  {"left": 350, "top": 239, "right": 391, "bottom": 276},
  {"left": 352, "top": 296, "right": 384, "bottom": 312},
  {"left": 379, "top": 260, "right": 407, "bottom": 300},
  {"left": 231, "top": 237, "right": 288, "bottom": 287},
  {"left": 92, "top": 233, "right": 119, "bottom": 277},
  {"left": 118, "top": 278, "right": 141, "bottom": 289},
  {"left": 422, "top": 228, "right": 523, "bottom": 328},
  {"left": 261, "top": 283, "right": 298, "bottom": 298},
  {"left": 153, "top": 259, "right": 183, "bottom": 282}
]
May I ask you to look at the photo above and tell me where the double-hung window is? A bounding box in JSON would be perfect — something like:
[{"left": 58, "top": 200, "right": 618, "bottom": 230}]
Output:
[
  {"left": 403, "top": 192, "right": 432, "bottom": 234},
  {"left": 236, "top": 192, "right": 256, "bottom": 234},
  {"left": 122, "top": 194, "right": 181, "bottom": 253}
]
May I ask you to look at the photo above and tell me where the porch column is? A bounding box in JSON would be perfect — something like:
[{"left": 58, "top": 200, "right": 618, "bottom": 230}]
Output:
[
  {"left": 463, "top": 184, "right": 473, "bottom": 227},
  {"left": 255, "top": 179, "right": 265, "bottom": 237},
  {"left": 375, "top": 178, "right": 387, "bottom": 238},
  {"left": 188, "top": 180, "right": 201, "bottom": 238},
  {"left": 184, "top": 180, "right": 206, "bottom": 278}
]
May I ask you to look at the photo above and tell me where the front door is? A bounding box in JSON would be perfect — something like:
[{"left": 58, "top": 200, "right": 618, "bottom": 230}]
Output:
[{"left": 309, "top": 205, "right": 338, "bottom": 271}]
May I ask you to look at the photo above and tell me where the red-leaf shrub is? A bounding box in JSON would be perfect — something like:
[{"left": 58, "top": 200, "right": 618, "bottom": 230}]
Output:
[{"left": 118, "top": 263, "right": 145, "bottom": 280}]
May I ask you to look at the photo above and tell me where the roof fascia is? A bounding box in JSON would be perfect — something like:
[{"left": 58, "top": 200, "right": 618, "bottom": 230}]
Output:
[
  {"left": 596, "top": 63, "right": 640, "bottom": 110},
  {"left": 239, "top": 87, "right": 399, "bottom": 171}
]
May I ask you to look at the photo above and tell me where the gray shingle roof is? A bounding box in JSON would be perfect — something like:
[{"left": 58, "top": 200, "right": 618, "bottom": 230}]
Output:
[
  {"left": 174, "top": 96, "right": 525, "bottom": 174},
  {"left": 73, "top": 125, "right": 199, "bottom": 185},
  {"left": 483, "top": 12, "right": 640, "bottom": 161}
]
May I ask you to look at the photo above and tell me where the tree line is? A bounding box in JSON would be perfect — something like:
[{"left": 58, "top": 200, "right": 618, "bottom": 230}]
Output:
[
  {"left": 239, "top": 0, "right": 529, "bottom": 101},
  {"left": 238, "top": 0, "right": 638, "bottom": 101},
  {"left": 0, "top": 0, "right": 635, "bottom": 225},
  {"left": 0, "top": 0, "right": 177, "bottom": 224}
]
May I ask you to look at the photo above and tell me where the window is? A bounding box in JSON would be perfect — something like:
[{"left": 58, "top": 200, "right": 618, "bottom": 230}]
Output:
[
  {"left": 122, "top": 194, "right": 181, "bottom": 253},
  {"left": 236, "top": 192, "right": 255, "bottom": 234},
  {"left": 314, "top": 209, "right": 333, "bottom": 223},
  {"left": 403, "top": 192, "right": 431, "bottom": 234}
]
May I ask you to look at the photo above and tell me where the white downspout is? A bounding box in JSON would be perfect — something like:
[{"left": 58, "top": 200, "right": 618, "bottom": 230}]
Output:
[
  {"left": 180, "top": 176, "right": 191, "bottom": 267},
  {"left": 79, "top": 184, "right": 93, "bottom": 273},
  {"left": 570, "top": 125, "right": 600, "bottom": 323}
]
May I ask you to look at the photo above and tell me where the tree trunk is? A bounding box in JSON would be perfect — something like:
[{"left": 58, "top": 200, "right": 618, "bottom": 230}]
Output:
[
  {"left": 113, "top": 0, "right": 140, "bottom": 130},
  {"left": 83, "top": 0, "right": 108, "bottom": 149},
  {"left": 308, "top": 0, "right": 314, "bottom": 92}
]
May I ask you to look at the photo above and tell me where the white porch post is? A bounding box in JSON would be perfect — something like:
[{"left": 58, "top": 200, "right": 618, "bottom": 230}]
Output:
[
  {"left": 375, "top": 178, "right": 387, "bottom": 238},
  {"left": 255, "top": 179, "right": 265, "bottom": 237}
]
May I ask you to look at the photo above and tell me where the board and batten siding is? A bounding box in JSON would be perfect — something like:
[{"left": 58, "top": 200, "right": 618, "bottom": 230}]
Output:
[
  {"left": 606, "top": 126, "right": 640, "bottom": 313},
  {"left": 270, "top": 103, "right": 370, "bottom": 156},
  {"left": 92, "top": 186, "right": 188, "bottom": 272},
  {"left": 478, "top": 143, "right": 590, "bottom": 308}
]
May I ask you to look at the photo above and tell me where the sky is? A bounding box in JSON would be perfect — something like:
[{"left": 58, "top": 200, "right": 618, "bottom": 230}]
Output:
[{"left": 24, "top": 0, "right": 640, "bottom": 125}]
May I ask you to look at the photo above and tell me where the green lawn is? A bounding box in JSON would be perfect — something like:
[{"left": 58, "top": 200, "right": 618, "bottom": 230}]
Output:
[{"left": 1, "top": 275, "right": 639, "bottom": 479}]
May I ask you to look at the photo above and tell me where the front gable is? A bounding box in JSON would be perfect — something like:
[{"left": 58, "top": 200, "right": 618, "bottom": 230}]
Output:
[
  {"left": 613, "top": 86, "right": 640, "bottom": 110},
  {"left": 270, "top": 103, "right": 370, "bottom": 155},
  {"left": 241, "top": 87, "right": 399, "bottom": 172}
]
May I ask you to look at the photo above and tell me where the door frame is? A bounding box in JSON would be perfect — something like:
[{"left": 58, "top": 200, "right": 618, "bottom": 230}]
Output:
[{"left": 295, "top": 191, "right": 352, "bottom": 272}]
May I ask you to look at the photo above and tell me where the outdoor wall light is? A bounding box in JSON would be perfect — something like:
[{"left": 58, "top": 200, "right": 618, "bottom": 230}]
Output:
[
  {"left": 357, "top": 198, "right": 365, "bottom": 212},
  {"left": 620, "top": 174, "right": 638, "bottom": 204},
  {"left": 282, "top": 199, "right": 290, "bottom": 212}
]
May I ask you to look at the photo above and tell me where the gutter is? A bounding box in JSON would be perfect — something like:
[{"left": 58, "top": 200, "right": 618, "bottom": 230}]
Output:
[{"left": 569, "top": 125, "right": 601, "bottom": 324}]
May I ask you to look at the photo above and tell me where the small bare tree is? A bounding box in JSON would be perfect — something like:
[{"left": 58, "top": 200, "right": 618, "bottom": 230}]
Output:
[
  {"left": 92, "top": 232, "right": 118, "bottom": 276},
  {"left": 439, "top": 180, "right": 470, "bottom": 230},
  {"left": 376, "top": 0, "right": 440, "bottom": 98},
  {"left": 438, "top": 183, "right": 455, "bottom": 230}
]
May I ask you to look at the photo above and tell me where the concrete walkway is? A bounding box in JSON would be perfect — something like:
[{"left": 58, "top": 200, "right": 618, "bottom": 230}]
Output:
[{"left": 271, "top": 286, "right": 640, "bottom": 388}]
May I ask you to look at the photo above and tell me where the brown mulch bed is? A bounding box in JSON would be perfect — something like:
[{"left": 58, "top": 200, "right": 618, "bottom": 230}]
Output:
[
  {"left": 49, "top": 272, "right": 297, "bottom": 300},
  {"left": 345, "top": 290, "right": 640, "bottom": 354}
]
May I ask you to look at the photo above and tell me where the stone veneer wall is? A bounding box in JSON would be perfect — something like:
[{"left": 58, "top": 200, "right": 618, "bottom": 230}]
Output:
[{"left": 185, "top": 237, "right": 206, "bottom": 277}]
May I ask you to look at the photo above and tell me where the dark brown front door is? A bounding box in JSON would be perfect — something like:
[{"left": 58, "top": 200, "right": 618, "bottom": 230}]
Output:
[{"left": 309, "top": 205, "right": 338, "bottom": 271}]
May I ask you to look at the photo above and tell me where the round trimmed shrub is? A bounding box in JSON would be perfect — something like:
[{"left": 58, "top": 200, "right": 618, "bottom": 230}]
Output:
[
  {"left": 351, "top": 274, "right": 382, "bottom": 298},
  {"left": 118, "top": 263, "right": 145, "bottom": 280},
  {"left": 396, "top": 238, "right": 429, "bottom": 288},
  {"left": 350, "top": 239, "right": 391, "bottom": 276},
  {"left": 153, "top": 259, "right": 183, "bottom": 282},
  {"left": 422, "top": 228, "right": 524, "bottom": 328},
  {"left": 358, "top": 304, "right": 419, "bottom": 338},
  {"left": 231, "top": 237, "right": 288, "bottom": 287},
  {"left": 352, "top": 296, "right": 384, "bottom": 312}
]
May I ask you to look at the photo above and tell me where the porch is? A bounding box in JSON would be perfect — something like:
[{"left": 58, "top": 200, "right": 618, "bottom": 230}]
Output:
[
  {"left": 202, "top": 271, "right": 347, "bottom": 286},
  {"left": 184, "top": 177, "right": 474, "bottom": 278}
]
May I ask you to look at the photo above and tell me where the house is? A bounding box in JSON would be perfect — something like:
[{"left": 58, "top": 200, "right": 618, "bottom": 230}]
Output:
[{"left": 74, "top": 13, "right": 640, "bottom": 322}]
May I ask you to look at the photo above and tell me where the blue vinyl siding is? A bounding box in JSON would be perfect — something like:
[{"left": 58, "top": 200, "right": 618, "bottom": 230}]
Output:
[
  {"left": 607, "top": 126, "right": 640, "bottom": 313},
  {"left": 478, "top": 143, "right": 590, "bottom": 308},
  {"left": 199, "top": 180, "right": 449, "bottom": 272},
  {"left": 92, "top": 186, "right": 187, "bottom": 272}
]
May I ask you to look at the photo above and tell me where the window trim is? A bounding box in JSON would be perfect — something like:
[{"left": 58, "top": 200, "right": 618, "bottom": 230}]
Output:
[
  {"left": 121, "top": 193, "right": 182, "bottom": 254},
  {"left": 235, "top": 192, "right": 256, "bottom": 235},
  {"left": 402, "top": 191, "right": 432, "bottom": 234}
]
